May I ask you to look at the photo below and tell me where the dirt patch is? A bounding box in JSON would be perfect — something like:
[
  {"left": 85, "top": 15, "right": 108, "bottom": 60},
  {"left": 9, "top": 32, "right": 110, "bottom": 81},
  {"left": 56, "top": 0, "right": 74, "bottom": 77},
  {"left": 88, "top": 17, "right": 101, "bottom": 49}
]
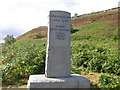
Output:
[
  {"left": 110, "top": 44, "right": 120, "bottom": 47},
  {"left": 71, "top": 16, "right": 90, "bottom": 27},
  {"left": 80, "top": 72, "right": 101, "bottom": 84},
  {"left": 0, "top": 61, "right": 3, "bottom": 65},
  {"left": 41, "top": 38, "right": 47, "bottom": 40}
]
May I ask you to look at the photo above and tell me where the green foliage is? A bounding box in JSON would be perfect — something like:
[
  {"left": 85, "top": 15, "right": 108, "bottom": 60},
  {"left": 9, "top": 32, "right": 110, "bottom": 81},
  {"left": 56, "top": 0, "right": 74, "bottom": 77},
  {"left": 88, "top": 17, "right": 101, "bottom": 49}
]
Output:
[
  {"left": 2, "top": 39, "right": 46, "bottom": 85},
  {"left": 72, "top": 18, "right": 118, "bottom": 39},
  {"left": 98, "top": 74, "right": 120, "bottom": 88},
  {"left": 71, "top": 42, "right": 120, "bottom": 75},
  {"left": 2, "top": 39, "right": 119, "bottom": 86},
  {"left": 4, "top": 35, "right": 16, "bottom": 45},
  {"left": 30, "top": 32, "right": 43, "bottom": 39}
]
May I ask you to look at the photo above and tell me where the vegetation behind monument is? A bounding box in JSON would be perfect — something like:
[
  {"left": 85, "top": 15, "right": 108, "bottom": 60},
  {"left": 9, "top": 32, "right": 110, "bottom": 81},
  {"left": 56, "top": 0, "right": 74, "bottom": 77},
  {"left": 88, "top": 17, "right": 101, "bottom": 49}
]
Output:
[{"left": 1, "top": 9, "right": 120, "bottom": 88}]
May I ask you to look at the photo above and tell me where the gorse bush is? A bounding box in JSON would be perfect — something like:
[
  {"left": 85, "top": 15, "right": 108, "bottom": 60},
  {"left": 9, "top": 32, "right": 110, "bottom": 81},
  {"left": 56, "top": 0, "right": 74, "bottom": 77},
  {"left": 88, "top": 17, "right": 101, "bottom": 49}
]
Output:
[{"left": 2, "top": 40, "right": 46, "bottom": 84}]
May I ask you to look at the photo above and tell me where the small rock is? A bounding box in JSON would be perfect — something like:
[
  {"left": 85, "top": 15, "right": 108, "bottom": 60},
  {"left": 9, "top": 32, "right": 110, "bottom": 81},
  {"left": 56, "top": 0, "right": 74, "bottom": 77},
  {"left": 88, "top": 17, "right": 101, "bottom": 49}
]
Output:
[
  {"left": 89, "top": 73, "right": 94, "bottom": 75},
  {"left": 7, "top": 86, "right": 12, "bottom": 88}
]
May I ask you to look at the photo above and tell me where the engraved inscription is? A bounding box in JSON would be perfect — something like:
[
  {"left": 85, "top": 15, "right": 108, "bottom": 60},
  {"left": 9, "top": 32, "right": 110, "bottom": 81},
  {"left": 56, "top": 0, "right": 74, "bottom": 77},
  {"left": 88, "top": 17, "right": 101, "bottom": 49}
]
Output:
[
  {"left": 56, "top": 25, "right": 65, "bottom": 28},
  {"left": 50, "top": 14, "right": 70, "bottom": 23},
  {"left": 55, "top": 32, "right": 65, "bottom": 40},
  {"left": 50, "top": 14, "right": 70, "bottom": 32},
  {"left": 50, "top": 15, "right": 70, "bottom": 19},
  {"left": 50, "top": 28, "right": 70, "bottom": 31},
  {"left": 52, "top": 18, "right": 68, "bottom": 22},
  {"left": 50, "top": 12, "right": 70, "bottom": 41}
]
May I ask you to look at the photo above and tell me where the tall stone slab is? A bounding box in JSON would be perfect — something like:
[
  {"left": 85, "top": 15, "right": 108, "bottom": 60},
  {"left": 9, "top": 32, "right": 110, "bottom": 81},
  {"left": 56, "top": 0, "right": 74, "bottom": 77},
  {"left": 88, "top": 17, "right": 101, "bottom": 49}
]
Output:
[{"left": 45, "top": 11, "right": 71, "bottom": 78}]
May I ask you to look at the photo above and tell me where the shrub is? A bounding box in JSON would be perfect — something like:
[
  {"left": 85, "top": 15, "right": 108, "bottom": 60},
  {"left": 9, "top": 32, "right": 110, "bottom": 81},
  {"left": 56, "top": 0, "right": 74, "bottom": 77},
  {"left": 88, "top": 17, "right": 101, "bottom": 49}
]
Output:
[
  {"left": 2, "top": 40, "right": 46, "bottom": 85},
  {"left": 4, "top": 35, "right": 16, "bottom": 45},
  {"left": 98, "top": 74, "right": 120, "bottom": 88},
  {"left": 71, "top": 42, "right": 120, "bottom": 75}
]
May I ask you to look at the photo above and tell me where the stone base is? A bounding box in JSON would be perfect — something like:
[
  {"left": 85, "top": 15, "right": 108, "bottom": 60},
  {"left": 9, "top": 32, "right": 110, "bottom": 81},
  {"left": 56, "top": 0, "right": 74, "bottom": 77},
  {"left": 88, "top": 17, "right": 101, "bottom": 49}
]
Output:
[{"left": 27, "top": 74, "right": 90, "bottom": 88}]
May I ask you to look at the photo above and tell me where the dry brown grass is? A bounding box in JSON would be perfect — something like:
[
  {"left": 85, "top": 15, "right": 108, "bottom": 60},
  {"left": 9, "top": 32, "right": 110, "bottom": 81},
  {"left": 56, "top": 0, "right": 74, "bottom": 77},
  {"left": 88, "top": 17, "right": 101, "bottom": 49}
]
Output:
[
  {"left": 80, "top": 72, "right": 101, "bottom": 84},
  {"left": 16, "top": 26, "right": 48, "bottom": 41}
]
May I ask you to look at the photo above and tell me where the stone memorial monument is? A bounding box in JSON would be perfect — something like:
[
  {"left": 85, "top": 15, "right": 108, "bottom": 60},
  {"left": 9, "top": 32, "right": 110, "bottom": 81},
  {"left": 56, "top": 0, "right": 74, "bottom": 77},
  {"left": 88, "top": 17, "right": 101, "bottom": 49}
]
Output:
[
  {"left": 45, "top": 10, "right": 71, "bottom": 78},
  {"left": 27, "top": 10, "right": 90, "bottom": 88}
]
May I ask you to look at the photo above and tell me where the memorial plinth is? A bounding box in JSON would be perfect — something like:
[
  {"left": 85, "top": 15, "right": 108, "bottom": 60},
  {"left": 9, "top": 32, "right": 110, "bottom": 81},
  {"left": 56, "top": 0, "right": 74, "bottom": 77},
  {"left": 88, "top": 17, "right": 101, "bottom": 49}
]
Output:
[
  {"left": 27, "top": 10, "right": 90, "bottom": 89},
  {"left": 27, "top": 74, "right": 90, "bottom": 88}
]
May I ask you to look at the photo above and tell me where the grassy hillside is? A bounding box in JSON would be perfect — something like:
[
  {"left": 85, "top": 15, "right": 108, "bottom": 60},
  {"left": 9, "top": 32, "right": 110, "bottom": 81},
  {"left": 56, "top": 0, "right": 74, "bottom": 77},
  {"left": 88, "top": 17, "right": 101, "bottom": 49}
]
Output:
[
  {"left": 72, "top": 11, "right": 118, "bottom": 37},
  {"left": 71, "top": 11, "right": 118, "bottom": 51},
  {"left": 16, "top": 26, "right": 47, "bottom": 41},
  {"left": 16, "top": 10, "right": 118, "bottom": 42}
]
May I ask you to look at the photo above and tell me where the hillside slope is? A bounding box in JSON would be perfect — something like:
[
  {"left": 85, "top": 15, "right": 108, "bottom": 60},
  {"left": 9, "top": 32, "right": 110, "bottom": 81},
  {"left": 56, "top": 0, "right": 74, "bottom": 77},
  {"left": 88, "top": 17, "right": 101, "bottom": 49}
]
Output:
[
  {"left": 16, "top": 8, "right": 119, "bottom": 41},
  {"left": 71, "top": 11, "right": 118, "bottom": 38},
  {"left": 16, "top": 26, "right": 47, "bottom": 41}
]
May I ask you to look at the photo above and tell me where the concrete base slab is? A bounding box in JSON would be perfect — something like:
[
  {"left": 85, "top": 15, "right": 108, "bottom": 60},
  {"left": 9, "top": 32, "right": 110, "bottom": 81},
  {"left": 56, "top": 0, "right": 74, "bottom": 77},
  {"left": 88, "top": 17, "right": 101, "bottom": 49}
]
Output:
[{"left": 27, "top": 74, "right": 90, "bottom": 88}]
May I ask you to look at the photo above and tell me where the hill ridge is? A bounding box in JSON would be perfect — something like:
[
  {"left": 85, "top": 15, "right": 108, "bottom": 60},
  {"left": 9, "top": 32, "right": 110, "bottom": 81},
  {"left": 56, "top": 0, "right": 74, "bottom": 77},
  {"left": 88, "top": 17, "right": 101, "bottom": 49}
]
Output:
[{"left": 16, "top": 7, "right": 119, "bottom": 41}]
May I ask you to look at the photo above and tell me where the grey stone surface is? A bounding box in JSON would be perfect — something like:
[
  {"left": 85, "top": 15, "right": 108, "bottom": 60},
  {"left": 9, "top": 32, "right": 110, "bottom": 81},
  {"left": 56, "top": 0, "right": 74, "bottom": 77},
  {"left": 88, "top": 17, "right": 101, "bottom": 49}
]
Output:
[
  {"left": 45, "top": 11, "right": 71, "bottom": 78},
  {"left": 27, "top": 74, "right": 90, "bottom": 88}
]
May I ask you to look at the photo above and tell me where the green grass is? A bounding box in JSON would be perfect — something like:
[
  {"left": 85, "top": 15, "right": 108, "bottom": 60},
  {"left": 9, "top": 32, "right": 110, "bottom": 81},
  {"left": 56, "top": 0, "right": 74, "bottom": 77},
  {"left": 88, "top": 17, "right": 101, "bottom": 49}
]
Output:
[
  {"left": 73, "top": 23, "right": 117, "bottom": 37},
  {"left": 71, "top": 11, "right": 118, "bottom": 52}
]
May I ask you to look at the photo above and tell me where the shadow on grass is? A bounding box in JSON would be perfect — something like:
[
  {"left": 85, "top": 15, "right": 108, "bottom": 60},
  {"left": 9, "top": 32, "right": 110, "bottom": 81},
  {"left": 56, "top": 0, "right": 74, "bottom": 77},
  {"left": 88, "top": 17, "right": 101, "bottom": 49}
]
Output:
[{"left": 71, "top": 29, "right": 79, "bottom": 34}]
